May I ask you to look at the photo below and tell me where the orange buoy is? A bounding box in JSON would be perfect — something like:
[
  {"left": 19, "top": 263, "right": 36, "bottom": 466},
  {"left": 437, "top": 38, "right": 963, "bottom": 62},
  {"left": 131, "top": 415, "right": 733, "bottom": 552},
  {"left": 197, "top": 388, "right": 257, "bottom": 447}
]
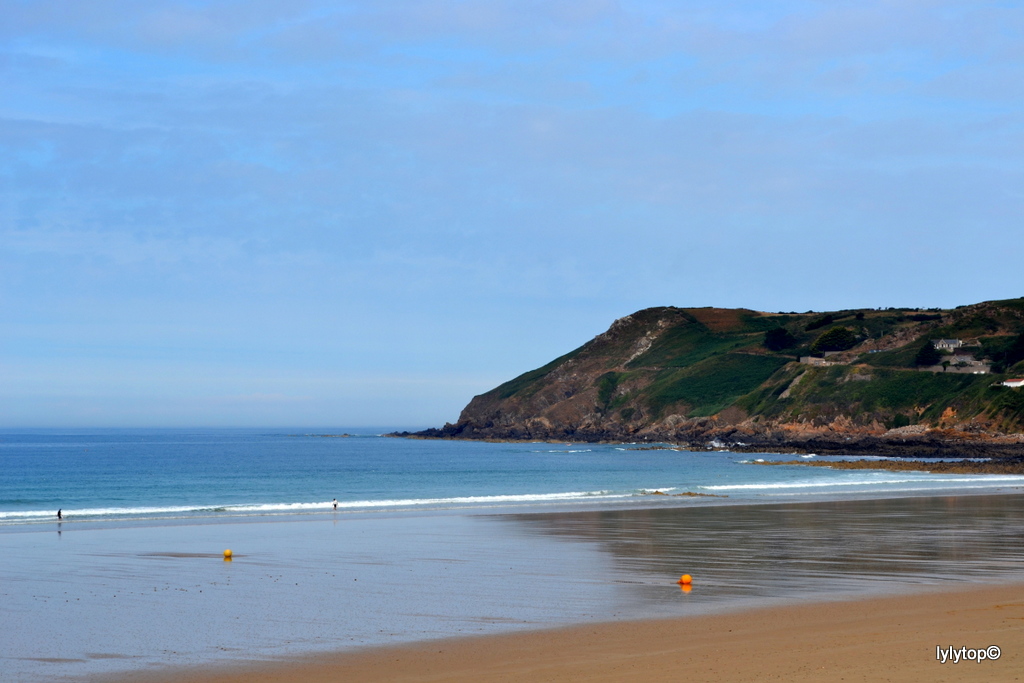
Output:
[
  {"left": 680, "top": 584, "right": 692, "bottom": 593},
  {"left": 677, "top": 574, "right": 692, "bottom": 585}
]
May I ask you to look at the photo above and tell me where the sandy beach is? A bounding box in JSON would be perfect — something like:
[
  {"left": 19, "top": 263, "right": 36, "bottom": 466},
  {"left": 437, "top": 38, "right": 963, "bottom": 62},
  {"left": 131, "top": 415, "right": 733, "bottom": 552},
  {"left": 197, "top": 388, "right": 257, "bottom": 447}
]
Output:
[
  {"left": 7, "top": 493, "right": 1024, "bottom": 682},
  {"left": 104, "top": 582, "right": 1023, "bottom": 683}
]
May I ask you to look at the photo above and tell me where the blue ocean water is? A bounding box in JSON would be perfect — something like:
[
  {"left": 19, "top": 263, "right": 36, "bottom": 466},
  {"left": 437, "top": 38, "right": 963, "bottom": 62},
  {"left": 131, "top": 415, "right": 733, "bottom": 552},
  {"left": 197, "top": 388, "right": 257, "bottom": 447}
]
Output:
[{"left": 2, "top": 428, "right": 1023, "bottom": 526}]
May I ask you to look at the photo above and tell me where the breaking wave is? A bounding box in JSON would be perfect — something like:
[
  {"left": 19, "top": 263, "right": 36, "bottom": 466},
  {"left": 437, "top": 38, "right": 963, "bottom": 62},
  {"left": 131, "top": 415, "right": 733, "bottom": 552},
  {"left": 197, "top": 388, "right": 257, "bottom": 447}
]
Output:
[{"left": 0, "top": 489, "right": 641, "bottom": 524}]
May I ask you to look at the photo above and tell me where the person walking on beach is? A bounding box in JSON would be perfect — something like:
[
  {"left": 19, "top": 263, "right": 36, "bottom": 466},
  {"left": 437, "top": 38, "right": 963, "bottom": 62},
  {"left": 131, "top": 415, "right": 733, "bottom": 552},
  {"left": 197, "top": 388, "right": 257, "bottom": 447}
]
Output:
[
  {"left": 57, "top": 509, "right": 62, "bottom": 520},
  {"left": 332, "top": 498, "right": 338, "bottom": 511}
]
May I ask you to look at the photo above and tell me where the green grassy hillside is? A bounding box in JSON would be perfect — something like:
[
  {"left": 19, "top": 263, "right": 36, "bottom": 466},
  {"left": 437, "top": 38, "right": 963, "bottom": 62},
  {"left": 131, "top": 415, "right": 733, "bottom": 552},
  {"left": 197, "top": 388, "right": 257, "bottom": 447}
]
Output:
[{"left": 447, "top": 298, "right": 1024, "bottom": 441}]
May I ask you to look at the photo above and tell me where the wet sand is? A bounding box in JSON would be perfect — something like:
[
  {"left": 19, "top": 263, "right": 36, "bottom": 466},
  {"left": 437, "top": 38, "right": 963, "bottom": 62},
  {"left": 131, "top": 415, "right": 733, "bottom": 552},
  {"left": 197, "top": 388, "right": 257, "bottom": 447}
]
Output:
[
  {"left": 102, "top": 582, "right": 1024, "bottom": 683},
  {"left": 8, "top": 494, "right": 1024, "bottom": 681}
]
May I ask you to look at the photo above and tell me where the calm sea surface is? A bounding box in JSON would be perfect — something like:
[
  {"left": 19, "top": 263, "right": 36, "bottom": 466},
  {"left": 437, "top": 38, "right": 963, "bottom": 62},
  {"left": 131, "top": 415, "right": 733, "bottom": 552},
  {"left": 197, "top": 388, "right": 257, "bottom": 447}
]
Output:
[
  {"left": 3, "top": 430, "right": 1024, "bottom": 682},
  {"left": 2, "top": 428, "right": 1023, "bottom": 525}
]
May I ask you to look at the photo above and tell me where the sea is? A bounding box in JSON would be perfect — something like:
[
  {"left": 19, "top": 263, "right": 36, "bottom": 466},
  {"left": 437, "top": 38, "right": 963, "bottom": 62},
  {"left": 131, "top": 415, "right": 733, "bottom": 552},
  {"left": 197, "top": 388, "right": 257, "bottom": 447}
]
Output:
[
  {"left": 3, "top": 428, "right": 1024, "bottom": 682},
  {"left": 3, "top": 428, "right": 1023, "bottom": 525}
]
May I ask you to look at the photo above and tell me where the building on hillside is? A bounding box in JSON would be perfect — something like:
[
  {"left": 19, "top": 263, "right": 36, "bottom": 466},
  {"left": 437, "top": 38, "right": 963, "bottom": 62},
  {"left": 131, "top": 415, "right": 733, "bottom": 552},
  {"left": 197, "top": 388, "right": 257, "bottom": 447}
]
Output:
[
  {"left": 932, "top": 339, "right": 962, "bottom": 351},
  {"left": 1003, "top": 379, "right": 1024, "bottom": 388},
  {"left": 949, "top": 348, "right": 989, "bottom": 370},
  {"left": 799, "top": 356, "right": 834, "bottom": 367},
  {"left": 920, "top": 364, "right": 990, "bottom": 375}
]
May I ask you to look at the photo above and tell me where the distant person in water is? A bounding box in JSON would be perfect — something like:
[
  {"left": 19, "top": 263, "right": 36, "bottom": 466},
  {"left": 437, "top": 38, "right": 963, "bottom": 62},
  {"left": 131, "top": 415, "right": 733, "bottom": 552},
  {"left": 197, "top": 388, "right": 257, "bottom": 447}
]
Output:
[
  {"left": 332, "top": 499, "right": 338, "bottom": 511},
  {"left": 57, "top": 509, "right": 62, "bottom": 520}
]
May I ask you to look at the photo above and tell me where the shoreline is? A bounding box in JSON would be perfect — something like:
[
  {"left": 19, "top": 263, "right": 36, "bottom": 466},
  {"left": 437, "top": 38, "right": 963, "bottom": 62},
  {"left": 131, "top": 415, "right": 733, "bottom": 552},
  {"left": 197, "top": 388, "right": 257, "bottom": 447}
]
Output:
[
  {"left": 397, "top": 432, "right": 1024, "bottom": 471},
  {"left": 6, "top": 484, "right": 1024, "bottom": 533},
  {"left": 96, "top": 581, "right": 1024, "bottom": 683},
  {"left": 9, "top": 485, "right": 1024, "bottom": 532}
]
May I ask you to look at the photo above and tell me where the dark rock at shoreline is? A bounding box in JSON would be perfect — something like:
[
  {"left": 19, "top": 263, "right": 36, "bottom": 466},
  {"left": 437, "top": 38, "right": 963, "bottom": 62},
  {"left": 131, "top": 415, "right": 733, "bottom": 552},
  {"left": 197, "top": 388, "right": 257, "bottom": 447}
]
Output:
[{"left": 395, "top": 425, "right": 1024, "bottom": 460}]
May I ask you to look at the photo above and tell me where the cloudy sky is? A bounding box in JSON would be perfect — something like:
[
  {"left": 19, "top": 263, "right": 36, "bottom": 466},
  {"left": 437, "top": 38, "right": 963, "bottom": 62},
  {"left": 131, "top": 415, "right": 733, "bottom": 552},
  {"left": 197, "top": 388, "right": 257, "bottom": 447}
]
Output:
[{"left": 2, "top": 0, "right": 1022, "bottom": 427}]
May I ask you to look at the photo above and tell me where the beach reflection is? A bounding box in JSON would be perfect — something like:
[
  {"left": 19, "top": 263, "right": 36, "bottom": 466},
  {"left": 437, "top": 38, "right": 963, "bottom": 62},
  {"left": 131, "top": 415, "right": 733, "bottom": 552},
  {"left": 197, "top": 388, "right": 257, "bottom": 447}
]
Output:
[
  {"left": 5, "top": 494, "right": 1023, "bottom": 681},
  {"left": 500, "top": 494, "right": 1024, "bottom": 609}
]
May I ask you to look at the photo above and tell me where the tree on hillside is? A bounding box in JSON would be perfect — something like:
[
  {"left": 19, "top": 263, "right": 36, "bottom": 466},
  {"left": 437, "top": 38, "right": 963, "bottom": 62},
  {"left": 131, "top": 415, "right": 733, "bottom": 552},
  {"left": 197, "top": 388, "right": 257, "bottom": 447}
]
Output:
[
  {"left": 914, "top": 341, "right": 942, "bottom": 367},
  {"left": 763, "top": 327, "right": 798, "bottom": 351},
  {"left": 810, "top": 327, "right": 858, "bottom": 354}
]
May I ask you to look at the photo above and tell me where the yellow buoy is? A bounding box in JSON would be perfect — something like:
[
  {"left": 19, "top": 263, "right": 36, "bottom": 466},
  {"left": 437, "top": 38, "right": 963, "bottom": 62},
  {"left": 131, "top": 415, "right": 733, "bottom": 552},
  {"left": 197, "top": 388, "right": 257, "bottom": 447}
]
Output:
[
  {"left": 223, "top": 549, "right": 233, "bottom": 560},
  {"left": 677, "top": 574, "right": 692, "bottom": 585}
]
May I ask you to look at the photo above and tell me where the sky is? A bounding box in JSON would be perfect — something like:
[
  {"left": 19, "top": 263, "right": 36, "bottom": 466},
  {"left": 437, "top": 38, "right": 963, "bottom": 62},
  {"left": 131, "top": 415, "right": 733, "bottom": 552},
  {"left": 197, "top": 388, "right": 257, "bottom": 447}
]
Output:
[{"left": 2, "top": 0, "right": 1023, "bottom": 428}]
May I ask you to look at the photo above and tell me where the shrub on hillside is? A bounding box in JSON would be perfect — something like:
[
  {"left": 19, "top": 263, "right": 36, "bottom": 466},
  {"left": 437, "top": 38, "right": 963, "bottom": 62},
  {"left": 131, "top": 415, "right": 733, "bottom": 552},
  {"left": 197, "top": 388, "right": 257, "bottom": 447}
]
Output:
[
  {"left": 763, "top": 327, "right": 798, "bottom": 351},
  {"left": 810, "top": 327, "right": 858, "bottom": 354}
]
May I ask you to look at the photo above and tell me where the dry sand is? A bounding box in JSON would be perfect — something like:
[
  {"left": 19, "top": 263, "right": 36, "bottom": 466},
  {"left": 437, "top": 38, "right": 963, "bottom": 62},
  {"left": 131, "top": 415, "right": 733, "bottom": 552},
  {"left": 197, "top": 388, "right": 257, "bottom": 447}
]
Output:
[{"left": 108, "top": 582, "right": 1023, "bottom": 683}]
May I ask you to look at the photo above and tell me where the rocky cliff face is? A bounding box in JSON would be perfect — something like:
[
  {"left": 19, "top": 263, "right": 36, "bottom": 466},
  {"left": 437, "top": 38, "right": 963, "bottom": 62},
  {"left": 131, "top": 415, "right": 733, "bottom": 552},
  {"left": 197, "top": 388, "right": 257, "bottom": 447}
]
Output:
[{"left": 415, "top": 299, "right": 1024, "bottom": 454}]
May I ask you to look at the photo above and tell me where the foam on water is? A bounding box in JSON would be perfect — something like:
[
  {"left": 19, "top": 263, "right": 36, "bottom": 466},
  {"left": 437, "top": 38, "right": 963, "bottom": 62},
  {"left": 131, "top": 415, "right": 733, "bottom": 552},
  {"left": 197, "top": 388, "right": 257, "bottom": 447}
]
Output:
[
  {"left": 704, "top": 475, "right": 1024, "bottom": 491},
  {"left": 0, "top": 489, "right": 648, "bottom": 524},
  {"left": 27, "top": 473, "right": 1024, "bottom": 525}
]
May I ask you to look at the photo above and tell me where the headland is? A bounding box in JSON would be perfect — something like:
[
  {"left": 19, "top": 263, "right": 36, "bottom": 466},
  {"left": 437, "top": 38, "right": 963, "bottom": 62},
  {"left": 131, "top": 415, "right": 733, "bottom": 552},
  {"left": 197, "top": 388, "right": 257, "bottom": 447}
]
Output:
[{"left": 403, "top": 297, "right": 1024, "bottom": 466}]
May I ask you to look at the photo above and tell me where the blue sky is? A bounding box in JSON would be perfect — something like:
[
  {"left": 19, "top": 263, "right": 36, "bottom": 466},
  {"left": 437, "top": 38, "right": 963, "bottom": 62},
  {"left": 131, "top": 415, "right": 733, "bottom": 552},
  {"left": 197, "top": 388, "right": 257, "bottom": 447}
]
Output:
[{"left": 2, "top": 0, "right": 1023, "bottom": 427}]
